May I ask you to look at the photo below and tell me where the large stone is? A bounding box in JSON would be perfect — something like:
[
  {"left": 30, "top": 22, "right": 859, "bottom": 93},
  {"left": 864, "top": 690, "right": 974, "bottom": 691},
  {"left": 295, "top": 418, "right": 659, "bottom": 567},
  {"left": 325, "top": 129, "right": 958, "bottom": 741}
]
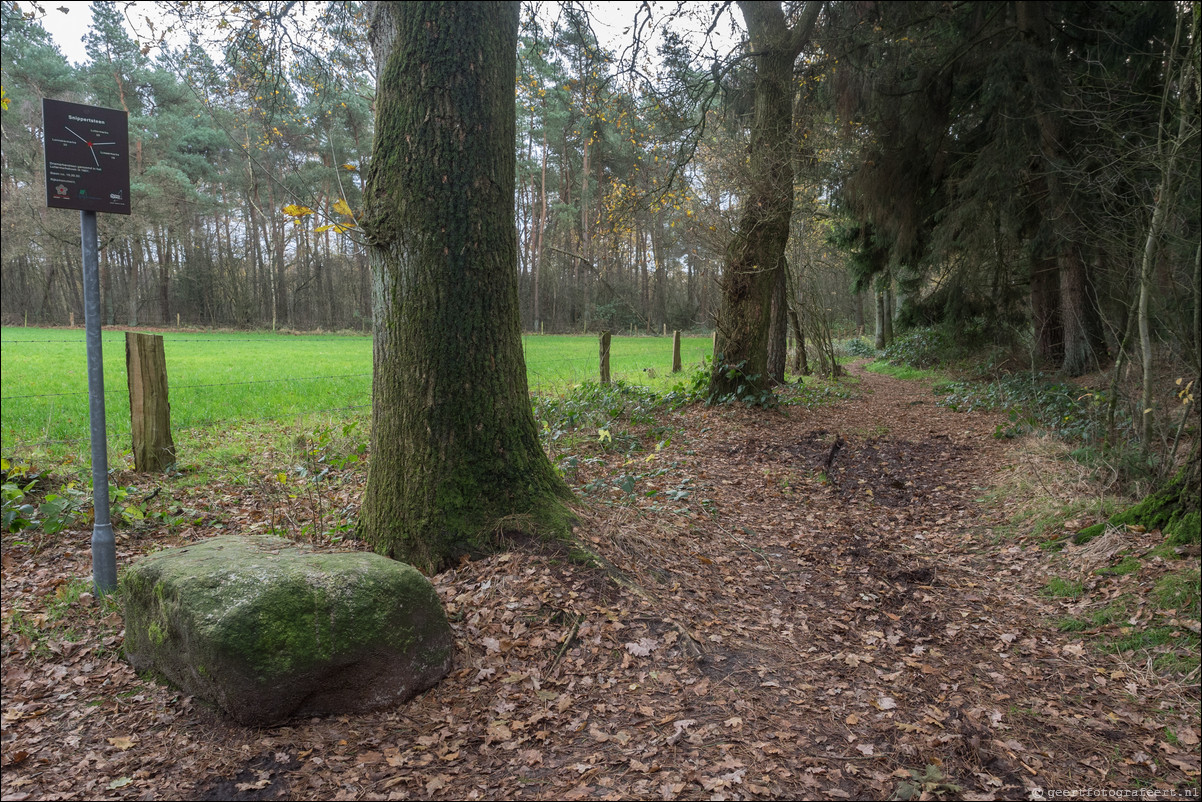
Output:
[{"left": 121, "top": 535, "right": 453, "bottom": 726}]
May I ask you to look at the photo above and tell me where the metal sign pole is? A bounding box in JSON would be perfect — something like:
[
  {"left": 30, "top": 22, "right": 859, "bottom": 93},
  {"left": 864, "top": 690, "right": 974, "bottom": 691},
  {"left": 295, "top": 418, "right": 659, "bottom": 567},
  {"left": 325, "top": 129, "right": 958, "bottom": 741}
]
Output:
[
  {"left": 82, "top": 210, "right": 116, "bottom": 594},
  {"left": 42, "top": 98, "right": 128, "bottom": 594}
]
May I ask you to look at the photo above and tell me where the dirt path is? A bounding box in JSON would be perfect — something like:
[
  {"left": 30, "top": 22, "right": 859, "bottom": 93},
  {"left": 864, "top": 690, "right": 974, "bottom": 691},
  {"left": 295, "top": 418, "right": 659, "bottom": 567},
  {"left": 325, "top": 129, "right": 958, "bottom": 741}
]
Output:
[{"left": 2, "top": 364, "right": 1198, "bottom": 800}]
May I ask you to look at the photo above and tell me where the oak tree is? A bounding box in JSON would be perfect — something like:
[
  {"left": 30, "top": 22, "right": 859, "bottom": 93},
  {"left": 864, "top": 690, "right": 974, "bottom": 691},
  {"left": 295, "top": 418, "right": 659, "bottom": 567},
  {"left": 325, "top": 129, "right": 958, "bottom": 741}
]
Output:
[{"left": 357, "top": 1, "right": 574, "bottom": 573}]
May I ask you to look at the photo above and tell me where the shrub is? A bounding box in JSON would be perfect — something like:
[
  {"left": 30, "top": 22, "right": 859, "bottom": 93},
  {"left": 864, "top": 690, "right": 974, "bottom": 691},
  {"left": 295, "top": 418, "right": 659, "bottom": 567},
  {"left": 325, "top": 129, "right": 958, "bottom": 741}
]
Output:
[{"left": 841, "top": 337, "right": 877, "bottom": 358}]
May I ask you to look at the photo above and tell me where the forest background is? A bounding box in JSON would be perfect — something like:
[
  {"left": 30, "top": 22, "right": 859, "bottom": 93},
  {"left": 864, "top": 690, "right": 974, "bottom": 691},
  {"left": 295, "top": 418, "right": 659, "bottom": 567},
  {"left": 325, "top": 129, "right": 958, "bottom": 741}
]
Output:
[{"left": 2, "top": 1, "right": 1198, "bottom": 361}]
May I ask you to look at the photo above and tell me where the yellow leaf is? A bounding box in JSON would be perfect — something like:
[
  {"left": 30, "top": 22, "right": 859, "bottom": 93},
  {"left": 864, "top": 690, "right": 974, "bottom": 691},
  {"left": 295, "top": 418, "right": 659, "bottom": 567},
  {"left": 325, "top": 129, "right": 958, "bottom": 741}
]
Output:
[
  {"left": 598, "top": 428, "right": 611, "bottom": 443},
  {"left": 332, "top": 198, "right": 353, "bottom": 216},
  {"left": 342, "top": 163, "right": 357, "bottom": 171},
  {"left": 282, "top": 204, "right": 314, "bottom": 218}
]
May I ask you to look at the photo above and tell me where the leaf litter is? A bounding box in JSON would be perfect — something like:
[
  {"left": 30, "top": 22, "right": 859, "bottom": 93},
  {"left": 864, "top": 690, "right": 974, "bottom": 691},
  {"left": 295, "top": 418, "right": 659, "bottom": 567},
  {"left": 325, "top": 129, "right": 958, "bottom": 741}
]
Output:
[{"left": 2, "top": 363, "right": 1198, "bottom": 800}]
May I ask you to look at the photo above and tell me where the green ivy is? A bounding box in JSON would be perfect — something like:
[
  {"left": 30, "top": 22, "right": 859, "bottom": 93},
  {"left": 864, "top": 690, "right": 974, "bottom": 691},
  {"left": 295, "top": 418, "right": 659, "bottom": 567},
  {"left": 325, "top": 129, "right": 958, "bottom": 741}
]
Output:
[{"left": 932, "top": 374, "right": 1128, "bottom": 445}]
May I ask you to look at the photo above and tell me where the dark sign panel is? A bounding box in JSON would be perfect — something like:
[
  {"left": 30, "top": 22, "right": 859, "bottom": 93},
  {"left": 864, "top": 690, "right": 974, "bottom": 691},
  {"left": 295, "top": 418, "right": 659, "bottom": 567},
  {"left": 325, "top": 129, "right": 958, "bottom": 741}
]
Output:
[{"left": 43, "top": 98, "right": 131, "bottom": 215}]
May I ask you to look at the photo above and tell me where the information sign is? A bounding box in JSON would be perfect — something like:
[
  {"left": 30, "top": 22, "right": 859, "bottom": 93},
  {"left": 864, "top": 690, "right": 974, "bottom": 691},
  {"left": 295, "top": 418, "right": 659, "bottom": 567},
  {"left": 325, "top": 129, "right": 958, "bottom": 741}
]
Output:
[{"left": 43, "top": 98, "right": 131, "bottom": 215}]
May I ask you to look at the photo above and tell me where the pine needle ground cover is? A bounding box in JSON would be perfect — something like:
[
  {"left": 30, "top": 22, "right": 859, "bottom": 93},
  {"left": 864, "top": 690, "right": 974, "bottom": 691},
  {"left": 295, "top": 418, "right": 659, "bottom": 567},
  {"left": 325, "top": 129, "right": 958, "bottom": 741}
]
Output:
[{"left": 0, "top": 328, "right": 711, "bottom": 457}]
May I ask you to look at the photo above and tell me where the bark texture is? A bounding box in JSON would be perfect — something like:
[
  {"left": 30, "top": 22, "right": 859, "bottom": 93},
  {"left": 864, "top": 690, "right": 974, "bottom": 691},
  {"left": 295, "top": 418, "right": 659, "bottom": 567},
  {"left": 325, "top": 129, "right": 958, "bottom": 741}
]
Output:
[
  {"left": 1018, "top": 1, "right": 1105, "bottom": 376},
  {"left": 1029, "top": 252, "right": 1063, "bottom": 365},
  {"left": 766, "top": 256, "right": 788, "bottom": 384},
  {"left": 359, "top": 1, "right": 573, "bottom": 573},
  {"left": 125, "top": 332, "right": 175, "bottom": 473},
  {"left": 709, "top": 1, "right": 820, "bottom": 399}
]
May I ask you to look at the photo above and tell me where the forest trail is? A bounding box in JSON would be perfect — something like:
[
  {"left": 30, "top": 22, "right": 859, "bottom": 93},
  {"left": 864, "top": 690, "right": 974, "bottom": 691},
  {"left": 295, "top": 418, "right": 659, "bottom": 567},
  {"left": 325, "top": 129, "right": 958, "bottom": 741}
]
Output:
[{"left": 2, "top": 364, "right": 1199, "bottom": 800}]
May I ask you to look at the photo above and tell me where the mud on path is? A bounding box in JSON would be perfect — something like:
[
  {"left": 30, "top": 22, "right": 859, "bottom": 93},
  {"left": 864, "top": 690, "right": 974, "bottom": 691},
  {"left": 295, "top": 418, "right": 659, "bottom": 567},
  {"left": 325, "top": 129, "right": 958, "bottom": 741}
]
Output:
[{"left": 2, "top": 362, "right": 1199, "bottom": 800}]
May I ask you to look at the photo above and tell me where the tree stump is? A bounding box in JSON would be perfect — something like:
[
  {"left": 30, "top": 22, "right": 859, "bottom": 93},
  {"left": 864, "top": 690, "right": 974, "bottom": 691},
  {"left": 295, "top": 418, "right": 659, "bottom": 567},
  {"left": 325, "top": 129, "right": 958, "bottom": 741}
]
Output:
[{"left": 126, "top": 332, "right": 175, "bottom": 472}]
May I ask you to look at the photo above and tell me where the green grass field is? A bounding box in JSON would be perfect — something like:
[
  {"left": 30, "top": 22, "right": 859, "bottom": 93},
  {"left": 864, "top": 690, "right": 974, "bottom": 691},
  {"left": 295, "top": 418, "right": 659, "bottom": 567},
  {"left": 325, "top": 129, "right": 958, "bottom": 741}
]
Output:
[{"left": 0, "top": 327, "right": 711, "bottom": 457}]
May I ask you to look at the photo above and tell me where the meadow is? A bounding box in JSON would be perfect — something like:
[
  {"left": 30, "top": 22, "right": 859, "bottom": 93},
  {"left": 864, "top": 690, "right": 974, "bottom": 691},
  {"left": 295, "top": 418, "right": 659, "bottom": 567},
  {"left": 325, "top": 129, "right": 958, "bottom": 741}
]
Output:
[{"left": 0, "top": 327, "right": 712, "bottom": 459}]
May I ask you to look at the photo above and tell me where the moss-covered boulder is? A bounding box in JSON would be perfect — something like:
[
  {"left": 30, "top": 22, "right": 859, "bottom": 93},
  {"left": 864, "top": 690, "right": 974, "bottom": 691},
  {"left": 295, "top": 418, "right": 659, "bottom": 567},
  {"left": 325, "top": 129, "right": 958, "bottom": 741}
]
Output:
[{"left": 121, "top": 535, "right": 453, "bottom": 726}]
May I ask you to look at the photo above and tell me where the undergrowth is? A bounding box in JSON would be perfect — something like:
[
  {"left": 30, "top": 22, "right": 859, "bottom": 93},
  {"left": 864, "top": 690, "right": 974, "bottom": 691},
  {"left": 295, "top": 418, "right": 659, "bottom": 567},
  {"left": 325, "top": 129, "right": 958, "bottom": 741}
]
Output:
[
  {"left": 1, "top": 458, "right": 195, "bottom": 552},
  {"left": 531, "top": 362, "right": 855, "bottom": 505},
  {"left": 881, "top": 324, "right": 1200, "bottom": 679}
]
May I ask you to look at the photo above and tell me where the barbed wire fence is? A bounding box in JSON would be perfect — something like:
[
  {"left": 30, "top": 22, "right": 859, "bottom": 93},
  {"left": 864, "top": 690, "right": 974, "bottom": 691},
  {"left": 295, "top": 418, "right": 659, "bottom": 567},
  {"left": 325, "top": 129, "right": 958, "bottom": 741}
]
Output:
[{"left": 1, "top": 333, "right": 704, "bottom": 456}]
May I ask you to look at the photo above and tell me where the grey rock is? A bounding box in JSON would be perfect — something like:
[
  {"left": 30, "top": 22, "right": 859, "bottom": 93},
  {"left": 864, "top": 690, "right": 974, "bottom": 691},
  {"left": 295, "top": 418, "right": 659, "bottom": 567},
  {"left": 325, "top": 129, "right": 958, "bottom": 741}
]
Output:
[{"left": 121, "top": 535, "right": 453, "bottom": 725}]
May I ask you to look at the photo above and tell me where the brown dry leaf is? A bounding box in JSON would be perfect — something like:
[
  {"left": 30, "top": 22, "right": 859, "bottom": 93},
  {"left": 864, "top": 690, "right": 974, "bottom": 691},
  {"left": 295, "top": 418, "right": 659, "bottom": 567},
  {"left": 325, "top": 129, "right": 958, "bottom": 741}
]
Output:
[
  {"left": 487, "top": 721, "right": 513, "bottom": 742},
  {"left": 3, "top": 363, "right": 1197, "bottom": 802}
]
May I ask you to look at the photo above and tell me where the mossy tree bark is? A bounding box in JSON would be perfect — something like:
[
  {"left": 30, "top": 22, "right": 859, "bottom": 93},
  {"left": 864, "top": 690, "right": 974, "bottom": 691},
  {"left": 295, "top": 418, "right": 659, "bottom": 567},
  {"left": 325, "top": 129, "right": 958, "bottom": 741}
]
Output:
[
  {"left": 359, "top": 1, "right": 573, "bottom": 574},
  {"left": 766, "top": 255, "right": 788, "bottom": 384},
  {"left": 708, "top": 1, "right": 821, "bottom": 400}
]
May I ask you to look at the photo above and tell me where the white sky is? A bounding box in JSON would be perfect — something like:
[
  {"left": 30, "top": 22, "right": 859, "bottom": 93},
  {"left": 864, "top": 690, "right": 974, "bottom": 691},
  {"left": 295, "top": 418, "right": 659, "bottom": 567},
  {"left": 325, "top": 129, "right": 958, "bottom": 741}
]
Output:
[
  {"left": 24, "top": 1, "right": 741, "bottom": 70},
  {"left": 21, "top": 1, "right": 94, "bottom": 65}
]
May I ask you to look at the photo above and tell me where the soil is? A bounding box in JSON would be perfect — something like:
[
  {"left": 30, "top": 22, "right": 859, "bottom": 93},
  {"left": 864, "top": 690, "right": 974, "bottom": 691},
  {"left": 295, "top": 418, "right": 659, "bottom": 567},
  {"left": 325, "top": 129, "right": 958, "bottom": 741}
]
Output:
[{"left": 2, "top": 362, "right": 1199, "bottom": 800}]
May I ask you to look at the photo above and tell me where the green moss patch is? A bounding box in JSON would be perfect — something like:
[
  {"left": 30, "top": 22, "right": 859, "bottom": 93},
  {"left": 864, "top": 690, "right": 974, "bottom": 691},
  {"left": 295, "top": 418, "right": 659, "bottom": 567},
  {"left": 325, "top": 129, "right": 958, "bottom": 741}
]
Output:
[{"left": 121, "top": 535, "right": 454, "bottom": 726}]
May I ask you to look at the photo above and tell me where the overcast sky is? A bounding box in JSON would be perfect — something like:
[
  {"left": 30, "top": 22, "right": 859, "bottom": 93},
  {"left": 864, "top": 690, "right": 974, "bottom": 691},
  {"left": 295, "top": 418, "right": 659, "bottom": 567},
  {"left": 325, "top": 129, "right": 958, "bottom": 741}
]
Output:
[{"left": 23, "top": 1, "right": 740, "bottom": 70}]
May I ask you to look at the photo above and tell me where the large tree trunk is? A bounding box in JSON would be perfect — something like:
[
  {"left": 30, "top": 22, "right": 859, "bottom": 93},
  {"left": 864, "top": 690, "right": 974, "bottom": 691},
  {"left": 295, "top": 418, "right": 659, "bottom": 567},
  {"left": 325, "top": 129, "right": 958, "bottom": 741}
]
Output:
[
  {"left": 359, "top": 1, "right": 574, "bottom": 574},
  {"left": 708, "top": 1, "right": 821, "bottom": 400},
  {"left": 882, "top": 275, "right": 894, "bottom": 345},
  {"left": 874, "top": 287, "right": 886, "bottom": 349},
  {"left": 1059, "top": 248, "right": 1106, "bottom": 376},
  {"left": 766, "top": 255, "right": 788, "bottom": 383},
  {"left": 1029, "top": 252, "right": 1062, "bottom": 365},
  {"left": 1018, "top": 1, "right": 1104, "bottom": 376}
]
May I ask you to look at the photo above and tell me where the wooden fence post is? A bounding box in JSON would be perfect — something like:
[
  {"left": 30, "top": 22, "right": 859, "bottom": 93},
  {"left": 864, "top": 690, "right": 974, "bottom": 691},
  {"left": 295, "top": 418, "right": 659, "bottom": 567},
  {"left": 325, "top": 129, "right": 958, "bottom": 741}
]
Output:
[
  {"left": 599, "top": 330, "right": 611, "bottom": 385},
  {"left": 126, "top": 332, "right": 176, "bottom": 472},
  {"left": 672, "top": 330, "right": 682, "bottom": 373}
]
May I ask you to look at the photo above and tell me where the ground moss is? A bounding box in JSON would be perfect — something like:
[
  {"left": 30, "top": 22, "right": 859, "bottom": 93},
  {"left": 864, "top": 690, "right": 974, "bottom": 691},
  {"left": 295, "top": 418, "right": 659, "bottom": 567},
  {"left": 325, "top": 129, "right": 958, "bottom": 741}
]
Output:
[
  {"left": 1165, "top": 510, "right": 1200, "bottom": 546},
  {"left": 1075, "top": 466, "right": 1199, "bottom": 548},
  {"left": 1073, "top": 522, "right": 1107, "bottom": 544}
]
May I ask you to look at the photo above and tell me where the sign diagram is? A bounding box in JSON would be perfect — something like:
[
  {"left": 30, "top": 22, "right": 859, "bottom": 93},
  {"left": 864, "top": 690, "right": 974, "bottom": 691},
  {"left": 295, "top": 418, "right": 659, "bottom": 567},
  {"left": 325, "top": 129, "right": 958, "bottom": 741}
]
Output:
[{"left": 43, "top": 98, "right": 131, "bottom": 215}]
